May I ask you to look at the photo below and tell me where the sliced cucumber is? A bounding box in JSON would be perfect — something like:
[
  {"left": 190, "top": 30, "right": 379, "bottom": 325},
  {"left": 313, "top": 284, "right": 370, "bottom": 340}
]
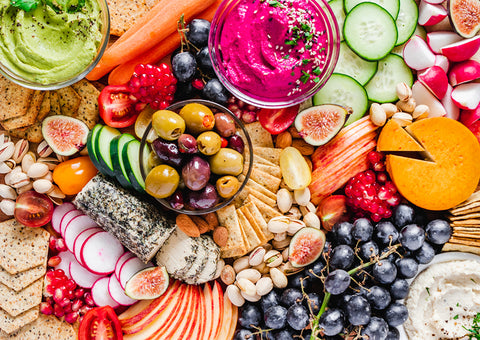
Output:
[
  {"left": 365, "top": 54, "right": 413, "bottom": 103},
  {"left": 110, "top": 134, "right": 136, "bottom": 189},
  {"left": 394, "top": 0, "right": 418, "bottom": 46},
  {"left": 95, "top": 125, "right": 121, "bottom": 177},
  {"left": 344, "top": 0, "right": 400, "bottom": 19},
  {"left": 312, "top": 73, "right": 368, "bottom": 126},
  {"left": 329, "top": 0, "right": 346, "bottom": 41},
  {"left": 86, "top": 124, "right": 106, "bottom": 174},
  {"left": 122, "top": 140, "right": 150, "bottom": 193},
  {"left": 334, "top": 42, "right": 378, "bottom": 85},
  {"left": 344, "top": 3, "right": 398, "bottom": 61}
]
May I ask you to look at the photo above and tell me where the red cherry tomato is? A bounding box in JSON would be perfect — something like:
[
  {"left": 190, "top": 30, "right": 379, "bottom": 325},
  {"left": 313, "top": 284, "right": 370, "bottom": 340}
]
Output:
[
  {"left": 14, "top": 191, "right": 53, "bottom": 228},
  {"left": 78, "top": 306, "right": 123, "bottom": 340},
  {"left": 257, "top": 104, "right": 300, "bottom": 135},
  {"left": 99, "top": 85, "right": 139, "bottom": 128},
  {"left": 52, "top": 156, "right": 98, "bottom": 195}
]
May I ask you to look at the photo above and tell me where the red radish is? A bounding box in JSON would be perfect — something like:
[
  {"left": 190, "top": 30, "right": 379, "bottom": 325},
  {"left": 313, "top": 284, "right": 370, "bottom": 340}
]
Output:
[
  {"left": 69, "top": 258, "right": 104, "bottom": 289},
  {"left": 114, "top": 252, "right": 135, "bottom": 281},
  {"left": 54, "top": 251, "right": 76, "bottom": 279},
  {"left": 426, "top": 31, "right": 463, "bottom": 53},
  {"left": 63, "top": 215, "right": 98, "bottom": 252},
  {"left": 460, "top": 105, "right": 480, "bottom": 127},
  {"left": 403, "top": 35, "right": 436, "bottom": 70},
  {"left": 80, "top": 232, "right": 124, "bottom": 275},
  {"left": 73, "top": 228, "right": 103, "bottom": 266},
  {"left": 451, "top": 83, "right": 480, "bottom": 109},
  {"left": 418, "top": 66, "right": 449, "bottom": 99},
  {"left": 441, "top": 85, "right": 460, "bottom": 120},
  {"left": 51, "top": 203, "right": 75, "bottom": 234},
  {"left": 411, "top": 81, "right": 447, "bottom": 117},
  {"left": 59, "top": 209, "right": 82, "bottom": 237},
  {"left": 418, "top": 1, "right": 447, "bottom": 26},
  {"left": 448, "top": 60, "right": 480, "bottom": 86},
  {"left": 424, "top": 0, "right": 445, "bottom": 3},
  {"left": 118, "top": 257, "right": 154, "bottom": 289},
  {"left": 108, "top": 275, "right": 137, "bottom": 306},
  {"left": 441, "top": 36, "right": 480, "bottom": 62},
  {"left": 434, "top": 55, "right": 449, "bottom": 73},
  {"left": 91, "top": 277, "right": 120, "bottom": 308}
]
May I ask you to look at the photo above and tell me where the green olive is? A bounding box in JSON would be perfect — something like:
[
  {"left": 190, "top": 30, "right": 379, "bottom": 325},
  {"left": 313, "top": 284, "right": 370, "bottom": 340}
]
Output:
[
  {"left": 178, "top": 103, "right": 215, "bottom": 134},
  {"left": 145, "top": 164, "right": 179, "bottom": 198},
  {"left": 216, "top": 175, "right": 240, "bottom": 198},
  {"left": 209, "top": 148, "right": 244, "bottom": 176},
  {"left": 147, "top": 150, "right": 162, "bottom": 170},
  {"left": 197, "top": 131, "right": 222, "bottom": 156},
  {"left": 152, "top": 110, "right": 185, "bottom": 141}
]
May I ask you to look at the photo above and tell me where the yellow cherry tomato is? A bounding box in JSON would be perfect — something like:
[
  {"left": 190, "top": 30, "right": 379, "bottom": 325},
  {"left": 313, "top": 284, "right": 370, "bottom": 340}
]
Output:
[{"left": 53, "top": 156, "right": 98, "bottom": 195}]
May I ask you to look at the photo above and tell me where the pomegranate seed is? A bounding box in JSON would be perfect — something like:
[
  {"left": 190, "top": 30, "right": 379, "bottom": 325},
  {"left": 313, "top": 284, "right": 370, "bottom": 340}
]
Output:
[
  {"left": 66, "top": 290, "right": 75, "bottom": 300},
  {"left": 386, "top": 194, "right": 401, "bottom": 207},
  {"left": 363, "top": 170, "right": 376, "bottom": 184},
  {"left": 79, "top": 305, "right": 93, "bottom": 316},
  {"left": 45, "top": 284, "right": 55, "bottom": 295},
  {"left": 53, "top": 288, "right": 65, "bottom": 304},
  {"left": 221, "top": 137, "right": 228, "bottom": 148},
  {"left": 40, "top": 302, "right": 54, "bottom": 315},
  {"left": 372, "top": 162, "right": 386, "bottom": 172},
  {"left": 66, "top": 279, "right": 77, "bottom": 291},
  {"left": 46, "top": 296, "right": 54, "bottom": 305},
  {"left": 232, "top": 109, "right": 242, "bottom": 119},
  {"left": 378, "top": 186, "right": 391, "bottom": 201},
  {"left": 385, "top": 181, "right": 397, "bottom": 194},
  {"left": 71, "top": 299, "right": 83, "bottom": 312},
  {"left": 228, "top": 104, "right": 239, "bottom": 112},
  {"left": 84, "top": 292, "right": 95, "bottom": 307},
  {"left": 47, "top": 256, "right": 61, "bottom": 268},
  {"left": 376, "top": 172, "right": 388, "bottom": 183},
  {"left": 383, "top": 209, "right": 393, "bottom": 218},
  {"left": 367, "top": 151, "right": 383, "bottom": 165},
  {"left": 65, "top": 312, "right": 79, "bottom": 324},
  {"left": 63, "top": 301, "right": 73, "bottom": 313},
  {"left": 56, "top": 238, "right": 67, "bottom": 252},
  {"left": 191, "top": 78, "right": 205, "bottom": 90},
  {"left": 371, "top": 213, "right": 382, "bottom": 222},
  {"left": 242, "top": 111, "right": 257, "bottom": 123},
  {"left": 49, "top": 236, "right": 57, "bottom": 252},
  {"left": 53, "top": 304, "right": 65, "bottom": 318},
  {"left": 75, "top": 288, "right": 85, "bottom": 299}
]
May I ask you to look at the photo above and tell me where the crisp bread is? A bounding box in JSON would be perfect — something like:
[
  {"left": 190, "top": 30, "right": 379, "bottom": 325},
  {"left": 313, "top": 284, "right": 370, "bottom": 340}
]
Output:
[
  {"left": 0, "top": 313, "right": 75, "bottom": 339},
  {"left": 36, "top": 92, "right": 51, "bottom": 122},
  {"left": 7, "top": 122, "right": 43, "bottom": 143},
  {"left": 1, "top": 91, "right": 45, "bottom": 130},
  {"left": 0, "top": 279, "right": 43, "bottom": 317},
  {"left": 0, "top": 75, "right": 34, "bottom": 120},
  {"left": 0, "top": 265, "right": 46, "bottom": 292},
  {"left": 249, "top": 168, "right": 281, "bottom": 192},
  {"left": 0, "top": 307, "right": 38, "bottom": 335},
  {"left": 237, "top": 209, "right": 261, "bottom": 252},
  {"left": 106, "top": 0, "right": 161, "bottom": 36},
  {"left": 245, "top": 202, "right": 273, "bottom": 240},
  {"left": 217, "top": 205, "right": 247, "bottom": 258},
  {"left": 240, "top": 121, "right": 273, "bottom": 148},
  {"left": 245, "top": 195, "right": 282, "bottom": 222},
  {"left": 71, "top": 79, "right": 100, "bottom": 129},
  {"left": 253, "top": 147, "right": 282, "bottom": 165},
  {"left": 49, "top": 92, "right": 62, "bottom": 116},
  {"left": 55, "top": 87, "right": 81, "bottom": 117}
]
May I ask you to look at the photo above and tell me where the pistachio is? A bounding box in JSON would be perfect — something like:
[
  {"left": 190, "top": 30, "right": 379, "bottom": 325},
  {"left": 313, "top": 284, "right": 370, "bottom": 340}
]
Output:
[
  {"left": 16, "top": 182, "right": 33, "bottom": 195},
  {"left": 5, "top": 171, "right": 29, "bottom": 188},
  {"left": 299, "top": 202, "right": 316, "bottom": 216},
  {"left": 285, "top": 206, "right": 302, "bottom": 220},
  {"left": 270, "top": 267, "right": 288, "bottom": 288},
  {"left": 236, "top": 268, "right": 261, "bottom": 283},
  {"left": 0, "top": 142, "right": 14, "bottom": 162},
  {"left": 392, "top": 112, "right": 413, "bottom": 126},
  {"left": 214, "top": 258, "right": 225, "bottom": 280},
  {"left": 396, "top": 97, "right": 416, "bottom": 113},
  {"left": 0, "top": 184, "right": 17, "bottom": 200},
  {"left": 12, "top": 139, "right": 29, "bottom": 163},
  {"left": 46, "top": 185, "right": 66, "bottom": 199},
  {"left": 287, "top": 219, "right": 306, "bottom": 235},
  {"left": 33, "top": 179, "right": 53, "bottom": 194},
  {"left": 256, "top": 277, "right": 274, "bottom": 296},
  {"left": 0, "top": 199, "right": 15, "bottom": 216},
  {"left": 263, "top": 243, "right": 273, "bottom": 252},
  {"left": 236, "top": 278, "right": 257, "bottom": 296},
  {"left": 56, "top": 154, "right": 69, "bottom": 162},
  {"left": 37, "top": 157, "right": 60, "bottom": 171},
  {"left": 276, "top": 188, "right": 293, "bottom": 213},
  {"left": 282, "top": 247, "right": 289, "bottom": 262},
  {"left": 0, "top": 134, "right": 10, "bottom": 147},
  {"left": 412, "top": 104, "right": 430, "bottom": 120},
  {"left": 303, "top": 212, "right": 321, "bottom": 229},
  {"left": 27, "top": 163, "right": 49, "bottom": 179},
  {"left": 48, "top": 196, "right": 63, "bottom": 206},
  {"left": 240, "top": 291, "right": 261, "bottom": 302},
  {"left": 369, "top": 103, "right": 387, "bottom": 126},
  {"left": 267, "top": 216, "right": 290, "bottom": 234},
  {"left": 249, "top": 247, "right": 266, "bottom": 267},
  {"left": 274, "top": 232, "right": 287, "bottom": 242},
  {"left": 272, "top": 236, "right": 291, "bottom": 251},
  {"left": 79, "top": 147, "right": 89, "bottom": 156},
  {"left": 252, "top": 262, "right": 270, "bottom": 274},
  {"left": 233, "top": 256, "right": 250, "bottom": 273},
  {"left": 264, "top": 249, "right": 282, "bottom": 267},
  {"left": 278, "top": 261, "right": 303, "bottom": 276},
  {"left": 396, "top": 82, "right": 412, "bottom": 101},
  {"left": 294, "top": 187, "right": 310, "bottom": 206},
  {"left": 21, "top": 152, "right": 36, "bottom": 173},
  {"left": 226, "top": 285, "right": 245, "bottom": 307},
  {"left": 40, "top": 171, "right": 53, "bottom": 182},
  {"left": 0, "top": 161, "right": 14, "bottom": 174},
  {"left": 37, "top": 140, "right": 53, "bottom": 158},
  {"left": 380, "top": 103, "right": 399, "bottom": 118},
  {"left": 220, "top": 265, "right": 236, "bottom": 285}
]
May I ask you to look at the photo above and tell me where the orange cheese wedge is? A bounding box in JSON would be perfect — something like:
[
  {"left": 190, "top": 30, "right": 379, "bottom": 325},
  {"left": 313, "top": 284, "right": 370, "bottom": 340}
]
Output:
[
  {"left": 380, "top": 117, "right": 480, "bottom": 211},
  {"left": 377, "top": 119, "right": 424, "bottom": 152}
]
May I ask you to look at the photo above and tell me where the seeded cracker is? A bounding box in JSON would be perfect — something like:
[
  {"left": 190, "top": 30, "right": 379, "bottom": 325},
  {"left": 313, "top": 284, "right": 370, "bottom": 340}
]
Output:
[
  {"left": 0, "top": 220, "right": 49, "bottom": 275},
  {"left": 0, "top": 313, "right": 75, "bottom": 339},
  {"left": 241, "top": 121, "right": 274, "bottom": 147},
  {"left": 1, "top": 91, "right": 45, "bottom": 130},
  {"left": 0, "top": 75, "right": 34, "bottom": 120},
  {"left": 253, "top": 147, "right": 282, "bottom": 165},
  {"left": 217, "top": 204, "right": 247, "bottom": 258},
  {"left": 107, "top": 0, "right": 161, "bottom": 36},
  {"left": 0, "top": 279, "right": 42, "bottom": 317},
  {"left": 0, "top": 307, "right": 38, "bottom": 335},
  {"left": 0, "top": 265, "right": 46, "bottom": 292},
  {"left": 36, "top": 92, "right": 51, "bottom": 122},
  {"left": 71, "top": 79, "right": 100, "bottom": 129},
  {"left": 55, "top": 86, "right": 81, "bottom": 117}
]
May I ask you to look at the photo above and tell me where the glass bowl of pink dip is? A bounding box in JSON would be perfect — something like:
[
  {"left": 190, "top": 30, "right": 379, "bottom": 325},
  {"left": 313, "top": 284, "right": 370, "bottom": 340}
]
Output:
[{"left": 209, "top": 0, "right": 340, "bottom": 109}]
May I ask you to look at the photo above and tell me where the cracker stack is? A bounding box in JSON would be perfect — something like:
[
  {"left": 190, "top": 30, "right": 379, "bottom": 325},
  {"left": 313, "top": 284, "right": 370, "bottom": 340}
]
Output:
[
  {"left": 217, "top": 122, "right": 284, "bottom": 258},
  {"left": 0, "top": 220, "right": 50, "bottom": 334},
  {"left": 0, "top": 75, "right": 100, "bottom": 143}
]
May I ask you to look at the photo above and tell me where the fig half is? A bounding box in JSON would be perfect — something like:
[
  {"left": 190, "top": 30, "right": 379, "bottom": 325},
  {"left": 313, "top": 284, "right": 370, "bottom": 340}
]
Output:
[
  {"left": 289, "top": 227, "right": 325, "bottom": 268},
  {"left": 448, "top": 0, "right": 480, "bottom": 38},
  {"left": 42, "top": 115, "right": 89, "bottom": 156}
]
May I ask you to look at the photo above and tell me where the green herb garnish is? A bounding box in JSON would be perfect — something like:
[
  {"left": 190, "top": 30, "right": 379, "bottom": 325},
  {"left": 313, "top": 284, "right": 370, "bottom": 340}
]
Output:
[
  {"left": 454, "top": 315, "right": 459, "bottom": 320},
  {"left": 268, "top": 0, "right": 282, "bottom": 8},
  {"left": 285, "top": 39, "right": 298, "bottom": 46},
  {"left": 313, "top": 77, "right": 320, "bottom": 83},
  {"left": 313, "top": 66, "right": 321, "bottom": 75},
  {"left": 426, "top": 287, "right": 430, "bottom": 296},
  {"left": 464, "top": 312, "right": 480, "bottom": 339},
  {"left": 282, "top": 54, "right": 290, "bottom": 60},
  {"left": 302, "top": 59, "right": 310, "bottom": 65},
  {"left": 10, "top": 0, "right": 41, "bottom": 11},
  {"left": 10, "top": 0, "right": 85, "bottom": 12},
  {"left": 300, "top": 71, "right": 310, "bottom": 84}
]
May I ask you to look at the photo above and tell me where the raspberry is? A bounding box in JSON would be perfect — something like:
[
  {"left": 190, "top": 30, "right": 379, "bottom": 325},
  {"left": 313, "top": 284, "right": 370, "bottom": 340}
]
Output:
[{"left": 128, "top": 63, "right": 177, "bottom": 110}]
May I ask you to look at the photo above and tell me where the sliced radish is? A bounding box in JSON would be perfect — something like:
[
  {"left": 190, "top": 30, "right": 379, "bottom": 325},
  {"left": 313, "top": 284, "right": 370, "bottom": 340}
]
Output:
[
  {"left": 69, "top": 257, "right": 104, "bottom": 289},
  {"left": 441, "top": 85, "right": 460, "bottom": 120},
  {"left": 451, "top": 83, "right": 480, "bottom": 110},
  {"left": 115, "top": 252, "right": 135, "bottom": 281},
  {"left": 80, "top": 232, "right": 124, "bottom": 275},
  {"left": 403, "top": 35, "right": 436, "bottom": 71},
  {"left": 441, "top": 36, "right": 480, "bottom": 62},
  {"left": 59, "top": 209, "right": 83, "bottom": 237},
  {"left": 54, "top": 251, "right": 76, "bottom": 279},
  {"left": 418, "top": 66, "right": 449, "bottom": 99},
  {"left": 418, "top": 1, "right": 447, "bottom": 26},
  {"left": 460, "top": 105, "right": 480, "bottom": 127},
  {"left": 119, "top": 257, "right": 154, "bottom": 290},
  {"left": 73, "top": 227, "right": 103, "bottom": 266},
  {"left": 108, "top": 274, "right": 137, "bottom": 306},
  {"left": 426, "top": 31, "right": 463, "bottom": 53},
  {"left": 449, "top": 60, "right": 480, "bottom": 86},
  {"left": 412, "top": 81, "right": 447, "bottom": 117},
  {"left": 424, "top": 0, "right": 446, "bottom": 3},
  {"left": 64, "top": 214, "right": 98, "bottom": 252},
  {"left": 51, "top": 202, "right": 75, "bottom": 234},
  {"left": 434, "top": 55, "right": 449, "bottom": 74},
  {"left": 91, "top": 277, "right": 120, "bottom": 308}
]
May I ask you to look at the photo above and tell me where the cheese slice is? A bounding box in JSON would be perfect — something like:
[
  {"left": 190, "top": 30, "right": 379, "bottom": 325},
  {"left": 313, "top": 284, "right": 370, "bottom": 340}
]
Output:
[{"left": 377, "top": 119, "right": 425, "bottom": 152}]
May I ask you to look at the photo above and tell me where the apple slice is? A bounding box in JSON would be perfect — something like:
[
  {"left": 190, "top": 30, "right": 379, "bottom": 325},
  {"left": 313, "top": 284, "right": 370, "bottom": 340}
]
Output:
[
  {"left": 441, "top": 36, "right": 480, "bottom": 62},
  {"left": 167, "top": 286, "right": 200, "bottom": 339},
  {"left": 202, "top": 282, "right": 214, "bottom": 339},
  {"left": 214, "top": 293, "right": 235, "bottom": 340},
  {"left": 451, "top": 83, "right": 480, "bottom": 110},
  {"left": 434, "top": 55, "right": 449, "bottom": 74},
  {"left": 403, "top": 35, "right": 436, "bottom": 70},
  {"left": 449, "top": 60, "right": 480, "bottom": 86},
  {"left": 418, "top": 1, "right": 447, "bottom": 26},
  {"left": 418, "top": 66, "right": 449, "bottom": 99},
  {"left": 427, "top": 31, "right": 463, "bottom": 53},
  {"left": 411, "top": 81, "right": 447, "bottom": 117},
  {"left": 460, "top": 105, "right": 480, "bottom": 127},
  {"left": 190, "top": 285, "right": 205, "bottom": 339},
  {"left": 211, "top": 281, "right": 224, "bottom": 339},
  {"left": 441, "top": 85, "right": 460, "bottom": 120}
]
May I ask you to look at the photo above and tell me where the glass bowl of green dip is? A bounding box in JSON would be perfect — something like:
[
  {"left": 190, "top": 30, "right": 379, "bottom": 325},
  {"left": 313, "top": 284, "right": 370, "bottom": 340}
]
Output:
[{"left": 0, "top": 0, "right": 110, "bottom": 90}]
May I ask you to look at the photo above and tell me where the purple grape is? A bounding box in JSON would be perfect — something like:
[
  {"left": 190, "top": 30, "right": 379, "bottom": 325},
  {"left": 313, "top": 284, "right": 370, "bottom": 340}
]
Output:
[
  {"left": 229, "top": 134, "right": 245, "bottom": 154},
  {"left": 182, "top": 156, "right": 210, "bottom": 191},
  {"left": 152, "top": 138, "right": 183, "bottom": 167},
  {"left": 178, "top": 134, "right": 198, "bottom": 154},
  {"left": 169, "top": 190, "right": 184, "bottom": 209},
  {"left": 187, "top": 183, "right": 219, "bottom": 209}
]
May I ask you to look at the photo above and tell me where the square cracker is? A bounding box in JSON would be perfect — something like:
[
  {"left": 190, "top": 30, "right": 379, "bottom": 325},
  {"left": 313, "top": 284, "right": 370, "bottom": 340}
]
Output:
[
  {"left": 0, "top": 279, "right": 43, "bottom": 317},
  {"left": 244, "top": 152, "right": 277, "bottom": 167},
  {"left": 0, "top": 219, "right": 49, "bottom": 275},
  {"left": 450, "top": 213, "right": 480, "bottom": 221},
  {"left": 245, "top": 163, "right": 282, "bottom": 179},
  {"left": 1, "top": 91, "right": 45, "bottom": 130},
  {"left": 49, "top": 91, "right": 62, "bottom": 116},
  {"left": 249, "top": 168, "right": 281, "bottom": 193},
  {"left": 0, "top": 75, "right": 34, "bottom": 120},
  {"left": 240, "top": 203, "right": 269, "bottom": 244},
  {"left": 253, "top": 147, "right": 282, "bottom": 165},
  {"left": 0, "top": 265, "right": 46, "bottom": 292},
  {"left": 237, "top": 209, "right": 262, "bottom": 252},
  {"left": 245, "top": 202, "right": 273, "bottom": 240},
  {"left": 0, "top": 313, "right": 75, "bottom": 339},
  {"left": 245, "top": 195, "right": 282, "bottom": 222},
  {"left": 71, "top": 79, "right": 100, "bottom": 129},
  {"left": 238, "top": 176, "right": 276, "bottom": 201},
  {"left": 241, "top": 121, "right": 273, "bottom": 148},
  {"left": 217, "top": 205, "right": 247, "bottom": 258},
  {"left": 7, "top": 122, "right": 43, "bottom": 143},
  {"left": 106, "top": 0, "right": 161, "bottom": 36},
  {"left": 234, "top": 185, "right": 276, "bottom": 209},
  {"left": 36, "top": 92, "right": 51, "bottom": 122},
  {"left": 0, "top": 307, "right": 38, "bottom": 335},
  {"left": 55, "top": 86, "right": 81, "bottom": 117}
]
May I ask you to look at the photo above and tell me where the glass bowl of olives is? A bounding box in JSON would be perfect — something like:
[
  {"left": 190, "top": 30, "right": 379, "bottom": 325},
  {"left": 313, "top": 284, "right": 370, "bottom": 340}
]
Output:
[{"left": 139, "top": 99, "right": 253, "bottom": 215}]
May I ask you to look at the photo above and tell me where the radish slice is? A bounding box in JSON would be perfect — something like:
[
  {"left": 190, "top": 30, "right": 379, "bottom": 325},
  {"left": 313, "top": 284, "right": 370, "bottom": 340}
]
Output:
[
  {"left": 411, "top": 81, "right": 447, "bottom": 117},
  {"left": 426, "top": 31, "right": 463, "bottom": 53},
  {"left": 441, "top": 85, "right": 460, "bottom": 120},
  {"left": 51, "top": 203, "right": 75, "bottom": 234},
  {"left": 441, "top": 36, "right": 480, "bottom": 62},
  {"left": 451, "top": 83, "right": 480, "bottom": 110},
  {"left": 73, "top": 228, "right": 103, "bottom": 266},
  {"left": 64, "top": 215, "right": 98, "bottom": 252},
  {"left": 69, "top": 257, "right": 104, "bottom": 289},
  {"left": 418, "top": 1, "right": 447, "bottom": 26},
  {"left": 403, "top": 35, "right": 436, "bottom": 71},
  {"left": 91, "top": 277, "right": 120, "bottom": 308},
  {"left": 424, "top": 0, "right": 446, "bottom": 3},
  {"left": 418, "top": 66, "right": 449, "bottom": 99},
  {"left": 449, "top": 60, "right": 480, "bottom": 86},
  {"left": 80, "top": 232, "right": 124, "bottom": 275},
  {"left": 115, "top": 252, "right": 135, "bottom": 281},
  {"left": 54, "top": 251, "right": 76, "bottom": 279},
  {"left": 108, "top": 274, "right": 137, "bottom": 306},
  {"left": 461, "top": 106, "right": 480, "bottom": 127},
  {"left": 59, "top": 209, "right": 83, "bottom": 237},
  {"left": 119, "top": 257, "right": 154, "bottom": 290},
  {"left": 434, "top": 55, "right": 449, "bottom": 74}
]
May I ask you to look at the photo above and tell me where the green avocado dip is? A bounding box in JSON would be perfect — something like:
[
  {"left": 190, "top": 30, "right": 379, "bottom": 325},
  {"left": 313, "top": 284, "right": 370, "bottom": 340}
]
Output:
[{"left": 0, "top": 0, "right": 103, "bottom": 84}]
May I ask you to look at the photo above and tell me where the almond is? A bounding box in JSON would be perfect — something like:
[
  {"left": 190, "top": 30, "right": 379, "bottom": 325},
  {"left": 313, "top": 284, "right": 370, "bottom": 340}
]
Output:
[
  {"left": 275, "top": 131, "right": 292, "bottom": 149},
  {"left": 288, "top": 126, "right": 302, "bottom": 139},
  {"left": 190, "top": 215, "right": 210, "bottom": 234},
  {"left": 292, "top": 139, "right": 314, "bottom": 156},
  {"left": 203, "top": 212, "right": 219, "bottom": 230},
  {"left": 176, "top": 214, "right": 200, "bottom": 237},
  {"left": 213, "top": 226, "right": 229, "bottom": 247}
]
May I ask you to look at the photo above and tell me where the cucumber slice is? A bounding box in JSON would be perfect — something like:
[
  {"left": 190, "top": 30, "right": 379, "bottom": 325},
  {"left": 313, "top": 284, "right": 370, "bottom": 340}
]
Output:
[
  {"left": 344, "top": 3, "right": 398, "bottom": 61},
  {"left": 344, "top": 0, "right": 400, "bottom": 19},
  {"left": 110, "top": 134, "right": 136, "bottom": 189},
  {"left": 334, "top": 42, "right": 378, "bottom": 85},
  {"left": 312, "top": 73, "right": 368, "bottom": 126},
  {"left": 395, "top": 0, "right": 418, "bottom": 46},
  {"left": 95, "top": 125, "right": 121, "bottom": 177},
  {"left": 365, "top": 54, "right": 413, "bottom": 103},
  {"left": 86, "top": 124, "right": 106, "bottom": 174},
  {"left": 122, "top": 140, "right": 150, "bottom": 193},
  {"left": 329, "top": 0, "right": 346, "bottom": 41}
]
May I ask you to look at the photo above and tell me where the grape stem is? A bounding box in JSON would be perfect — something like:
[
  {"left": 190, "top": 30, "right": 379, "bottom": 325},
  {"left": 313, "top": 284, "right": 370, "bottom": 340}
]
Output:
[{"left": 309, "top": 244, "right": 401, "bottom": 340}]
